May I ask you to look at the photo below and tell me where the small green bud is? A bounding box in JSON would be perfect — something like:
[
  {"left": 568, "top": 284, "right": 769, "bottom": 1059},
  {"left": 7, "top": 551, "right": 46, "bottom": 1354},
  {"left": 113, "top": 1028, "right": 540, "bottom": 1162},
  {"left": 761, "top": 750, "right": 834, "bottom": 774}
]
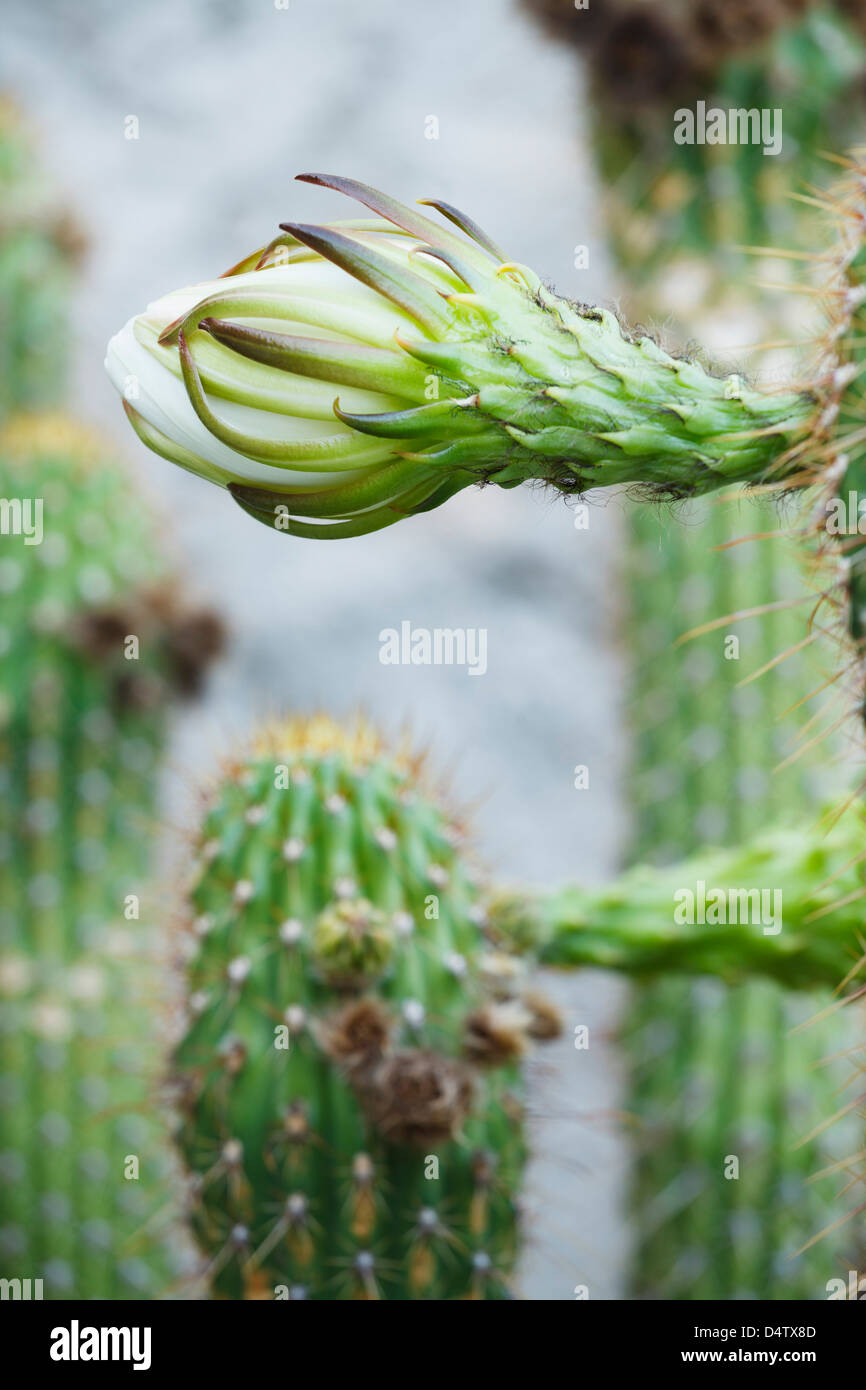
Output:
[{"left": 311, "top": 898, "right": 394, "bottom": 989}]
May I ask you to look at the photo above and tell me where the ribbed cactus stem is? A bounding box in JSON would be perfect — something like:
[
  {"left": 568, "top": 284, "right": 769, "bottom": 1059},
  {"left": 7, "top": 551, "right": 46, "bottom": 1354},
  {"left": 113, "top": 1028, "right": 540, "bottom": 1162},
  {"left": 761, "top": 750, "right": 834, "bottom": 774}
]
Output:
[
  {"left": 626, "top": 973, "right": 856, "bottom": 1299},
  {"left": 622, "top": 493, "right": 854, "bottom": 1300},
  {"left": 172, "top": 718, "right": 562, "bottom": 1300}
]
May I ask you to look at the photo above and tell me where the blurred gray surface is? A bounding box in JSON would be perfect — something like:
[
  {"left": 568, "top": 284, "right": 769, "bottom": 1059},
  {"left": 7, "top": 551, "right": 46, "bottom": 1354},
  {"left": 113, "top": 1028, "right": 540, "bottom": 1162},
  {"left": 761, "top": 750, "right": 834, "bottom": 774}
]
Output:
[{"left": 2, "top": 0, "right": 631, "bottom": 1299}]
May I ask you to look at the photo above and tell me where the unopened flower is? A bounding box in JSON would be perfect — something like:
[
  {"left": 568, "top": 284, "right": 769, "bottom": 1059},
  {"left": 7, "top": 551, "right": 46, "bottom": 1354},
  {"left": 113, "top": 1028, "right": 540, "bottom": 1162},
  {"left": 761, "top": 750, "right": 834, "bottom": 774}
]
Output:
[
  {"left": 106, "top": 174, "right": 815, "bottom": 541},
  {"left": 310, "top": 897, "right": 394, "bottom": 990}
]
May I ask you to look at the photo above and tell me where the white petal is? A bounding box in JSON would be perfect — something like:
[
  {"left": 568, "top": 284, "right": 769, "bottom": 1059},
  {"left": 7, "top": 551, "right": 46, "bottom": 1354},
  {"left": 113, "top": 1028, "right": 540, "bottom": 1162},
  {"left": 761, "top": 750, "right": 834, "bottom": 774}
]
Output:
[
  {"left": 105, "top": 316, "right": 377, "bottom": 491},
  {"left": 104, "top": 236, "right": 426, "bottom": 494}
]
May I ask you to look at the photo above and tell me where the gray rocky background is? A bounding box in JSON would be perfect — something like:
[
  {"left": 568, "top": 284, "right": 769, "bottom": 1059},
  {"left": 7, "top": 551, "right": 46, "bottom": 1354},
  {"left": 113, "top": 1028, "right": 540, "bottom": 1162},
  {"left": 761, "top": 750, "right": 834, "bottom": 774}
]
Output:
[{"left": 2, "top": 0, "right": 631, "bottom": 1298}]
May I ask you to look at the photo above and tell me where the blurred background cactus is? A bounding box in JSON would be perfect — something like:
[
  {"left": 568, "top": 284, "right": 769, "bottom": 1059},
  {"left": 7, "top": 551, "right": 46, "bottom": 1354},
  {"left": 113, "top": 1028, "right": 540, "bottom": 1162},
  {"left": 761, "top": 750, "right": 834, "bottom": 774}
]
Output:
[
  {"left": 0, "top": 414, "right": 223, "bottom": 1298},
  {"left": 525, "top": 0, "right": 866, "bottom": 350},
  {"left": 172, "top": 716, "right": 564, "bottom": 1300},
  {"left": 0, "top": 101, "right": 223, "bottom": 1299},
  {"left": 622, "top": 508, "right": 861, "bottom": 1298},
  {"left": 0, "top": 99, "right": 82, "bottom": 420}
]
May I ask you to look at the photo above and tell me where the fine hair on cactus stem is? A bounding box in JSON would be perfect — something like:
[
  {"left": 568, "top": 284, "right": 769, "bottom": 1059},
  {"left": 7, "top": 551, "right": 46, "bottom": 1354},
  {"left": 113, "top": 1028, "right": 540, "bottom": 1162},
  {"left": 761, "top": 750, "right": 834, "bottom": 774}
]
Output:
[{"left": 107, "top": 169, "right": 842, "bottom": 540}]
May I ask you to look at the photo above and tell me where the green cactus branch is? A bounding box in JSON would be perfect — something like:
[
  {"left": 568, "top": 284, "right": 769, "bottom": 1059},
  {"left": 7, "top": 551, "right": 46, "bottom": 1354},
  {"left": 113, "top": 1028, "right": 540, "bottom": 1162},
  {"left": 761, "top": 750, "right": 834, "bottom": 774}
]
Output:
[
  {"left": 492, "top": 810, "right": 866, "bottom": 991},
  {"left": 622, "top": 491, "right": 854, "bottom": 1299}
]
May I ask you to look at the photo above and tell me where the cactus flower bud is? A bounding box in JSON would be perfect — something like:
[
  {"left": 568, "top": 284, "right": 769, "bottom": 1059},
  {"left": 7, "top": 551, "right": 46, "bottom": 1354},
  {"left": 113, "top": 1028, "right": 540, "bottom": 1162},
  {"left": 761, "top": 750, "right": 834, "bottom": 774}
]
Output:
[
  {"left": 311, "top": 898, "right": 394, "bottom": 989},
  {"left": 106, "top": 174, "right": 817, "bottom": 539}
]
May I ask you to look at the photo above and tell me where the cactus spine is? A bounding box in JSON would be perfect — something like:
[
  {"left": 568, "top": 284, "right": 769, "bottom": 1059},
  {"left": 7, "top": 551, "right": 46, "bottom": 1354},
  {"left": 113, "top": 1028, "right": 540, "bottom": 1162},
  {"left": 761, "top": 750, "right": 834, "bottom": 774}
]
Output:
[
  {"left": 0, "top": 415, "right": 221, "bottom": 1298},
  {"left": 172, "top": 717, "right": 562, "bottom": 1300}
]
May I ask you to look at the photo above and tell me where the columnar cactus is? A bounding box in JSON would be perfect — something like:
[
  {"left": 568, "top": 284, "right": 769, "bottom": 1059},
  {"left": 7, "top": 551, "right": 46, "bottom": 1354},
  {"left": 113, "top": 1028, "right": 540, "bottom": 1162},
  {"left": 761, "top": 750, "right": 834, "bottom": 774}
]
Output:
[
  {"left": 0, "top": 99, "right": 80, "bottom": 419},
  {"left": 94, "top": 26, "right": 866, "bottom": 1303},
  {"left": 625, "top": 975, "right": 857, "bottom": 1299},
  {"left": 0, "top": 414, "right": 222, "bottom": 1298},
  {"left": 622, "top": 499, "right": 857, "bottom": 1298},
  {"left": 172, "top": 716, "right": 561, "bottom": 1300},
  {"left": 499, "top": 792, "right": 866, "bottom": 1293}
]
